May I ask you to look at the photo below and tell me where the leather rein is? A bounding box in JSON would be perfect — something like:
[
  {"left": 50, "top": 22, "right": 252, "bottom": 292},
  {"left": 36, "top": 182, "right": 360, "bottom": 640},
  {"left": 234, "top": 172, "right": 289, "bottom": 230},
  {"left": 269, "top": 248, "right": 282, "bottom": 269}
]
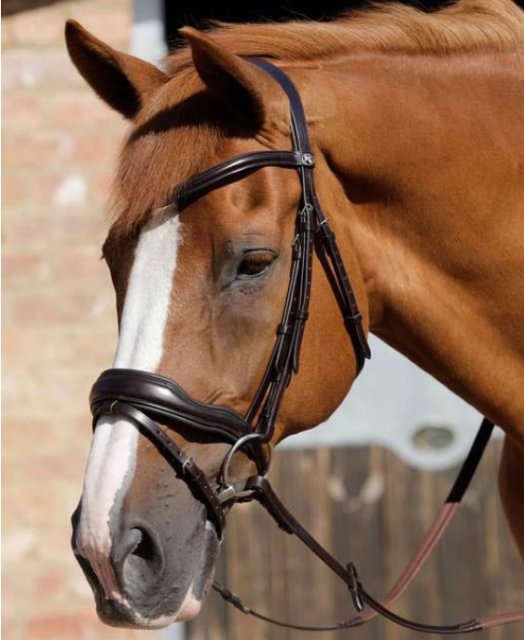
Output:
[{"left": 90, "top": 59, "right": 524, "bottom": 633}]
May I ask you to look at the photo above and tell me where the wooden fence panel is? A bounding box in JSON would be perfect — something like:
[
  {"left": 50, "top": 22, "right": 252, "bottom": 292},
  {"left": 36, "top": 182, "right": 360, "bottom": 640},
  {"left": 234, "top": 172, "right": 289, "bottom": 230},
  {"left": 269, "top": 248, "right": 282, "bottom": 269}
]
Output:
[{"left": 188, "top": 441, "right": 523, "bottom": 639}]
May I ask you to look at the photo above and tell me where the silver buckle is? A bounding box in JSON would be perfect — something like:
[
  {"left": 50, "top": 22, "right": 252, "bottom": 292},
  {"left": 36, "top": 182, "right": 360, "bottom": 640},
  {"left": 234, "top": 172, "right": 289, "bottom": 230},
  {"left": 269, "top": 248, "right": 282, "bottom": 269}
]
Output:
[
  {"left": 216, "top": 485, "right": 237, "bottom": 504},
  {"left": 217, "top": 433, "right": 272, "bottom": 503},
  {"left": 301, "top": 152, "right": 315, "bottom": 167}
]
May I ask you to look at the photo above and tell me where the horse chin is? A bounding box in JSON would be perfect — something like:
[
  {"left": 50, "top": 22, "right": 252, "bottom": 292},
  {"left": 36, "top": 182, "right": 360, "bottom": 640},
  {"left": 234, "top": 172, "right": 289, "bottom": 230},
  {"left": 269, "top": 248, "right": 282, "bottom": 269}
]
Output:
[
  {"left": 93, "top": 592, "right": 204, "bottom": 629},
  {"left": 173, "top": 594, "right": 203, "bottom": 621}
]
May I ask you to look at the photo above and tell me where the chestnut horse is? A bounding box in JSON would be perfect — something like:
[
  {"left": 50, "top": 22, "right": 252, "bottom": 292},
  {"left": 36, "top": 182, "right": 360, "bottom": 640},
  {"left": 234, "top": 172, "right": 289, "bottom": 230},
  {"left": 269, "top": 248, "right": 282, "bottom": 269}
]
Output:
[{"left": 66, "top": 0, "right": 524, "bottom": 629}]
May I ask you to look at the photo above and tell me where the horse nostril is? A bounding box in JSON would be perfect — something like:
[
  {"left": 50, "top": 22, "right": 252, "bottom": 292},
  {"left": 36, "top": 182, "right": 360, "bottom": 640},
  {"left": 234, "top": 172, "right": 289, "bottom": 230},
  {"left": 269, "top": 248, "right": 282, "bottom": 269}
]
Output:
[
  {"left": 130, "top": 528, "right": 156, "bottom": 563},
  {"left": 119, "top": 525, "right": 164, "bottom": 582},
  {"left": 112, "top": 525, "right": 163, "bottom": 572}
]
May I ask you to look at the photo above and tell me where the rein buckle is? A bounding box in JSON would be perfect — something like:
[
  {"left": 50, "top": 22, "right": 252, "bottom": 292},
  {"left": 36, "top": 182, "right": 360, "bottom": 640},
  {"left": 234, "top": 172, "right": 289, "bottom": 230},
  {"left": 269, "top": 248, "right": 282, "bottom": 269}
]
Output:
[
  {"left": 216, "top": 485, "right": 238, "bottom": 504},
  {"left": 347, "top": 562, "right": 364, "bottom": 613}
]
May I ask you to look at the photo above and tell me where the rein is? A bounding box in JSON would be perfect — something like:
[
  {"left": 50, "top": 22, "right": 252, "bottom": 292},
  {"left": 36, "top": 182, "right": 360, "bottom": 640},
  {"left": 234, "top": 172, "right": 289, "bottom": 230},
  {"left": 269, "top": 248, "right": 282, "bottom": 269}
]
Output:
[{"left": 90, "top": 59, "right": 524, "bottom": 634}]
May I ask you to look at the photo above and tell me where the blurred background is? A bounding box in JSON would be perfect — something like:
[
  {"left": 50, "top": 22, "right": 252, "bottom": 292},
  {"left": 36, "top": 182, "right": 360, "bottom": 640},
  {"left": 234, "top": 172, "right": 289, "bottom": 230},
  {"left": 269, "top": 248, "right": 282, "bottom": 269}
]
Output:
[{"left": 3, "top": 1, "right": 523, "bottom": 639}]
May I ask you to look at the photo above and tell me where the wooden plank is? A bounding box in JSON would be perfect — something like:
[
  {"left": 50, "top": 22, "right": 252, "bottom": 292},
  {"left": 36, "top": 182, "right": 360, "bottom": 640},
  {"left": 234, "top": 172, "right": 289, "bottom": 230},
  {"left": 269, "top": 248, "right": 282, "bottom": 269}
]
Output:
[{"left": 188, "top": 440, "right": 524, "bottom": 639}]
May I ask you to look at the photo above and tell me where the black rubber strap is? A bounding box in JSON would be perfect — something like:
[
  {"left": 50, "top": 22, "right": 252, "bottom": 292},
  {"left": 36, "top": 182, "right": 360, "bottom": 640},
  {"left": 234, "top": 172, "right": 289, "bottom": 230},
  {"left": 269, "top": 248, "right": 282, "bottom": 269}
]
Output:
[{"left": 446, "top": 418, "right": 494, "bottom": 503}]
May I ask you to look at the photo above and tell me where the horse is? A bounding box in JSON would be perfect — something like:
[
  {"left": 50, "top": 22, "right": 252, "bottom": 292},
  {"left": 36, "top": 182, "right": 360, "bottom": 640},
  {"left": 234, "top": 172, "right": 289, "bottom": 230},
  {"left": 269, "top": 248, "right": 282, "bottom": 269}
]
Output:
[{"left": 65, "top": 0, "right": 524, "bottom": 630}]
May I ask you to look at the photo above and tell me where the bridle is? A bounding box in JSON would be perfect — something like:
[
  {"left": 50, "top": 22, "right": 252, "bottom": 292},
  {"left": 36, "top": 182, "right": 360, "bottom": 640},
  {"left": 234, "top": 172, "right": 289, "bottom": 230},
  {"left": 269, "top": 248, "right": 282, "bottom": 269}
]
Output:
[
  {"left": 91, "top": 57, "right": 370, "bottom": 536},
  {"left": 89, "top": 59, "right": 524, "bottom": 633}
]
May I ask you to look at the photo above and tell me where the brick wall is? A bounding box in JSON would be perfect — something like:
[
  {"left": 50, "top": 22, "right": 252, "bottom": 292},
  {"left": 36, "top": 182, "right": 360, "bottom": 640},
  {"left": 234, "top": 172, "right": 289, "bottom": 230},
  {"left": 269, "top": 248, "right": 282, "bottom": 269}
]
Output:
[{"left": 3, "top": 2, "right": 154, "bottom": 638}]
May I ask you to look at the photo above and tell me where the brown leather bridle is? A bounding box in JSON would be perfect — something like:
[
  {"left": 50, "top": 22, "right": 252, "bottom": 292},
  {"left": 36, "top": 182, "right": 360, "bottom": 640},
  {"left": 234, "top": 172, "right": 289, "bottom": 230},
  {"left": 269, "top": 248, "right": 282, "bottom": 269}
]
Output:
[{"left": 89, "top": 59, "right": 524, "bottom": 633}]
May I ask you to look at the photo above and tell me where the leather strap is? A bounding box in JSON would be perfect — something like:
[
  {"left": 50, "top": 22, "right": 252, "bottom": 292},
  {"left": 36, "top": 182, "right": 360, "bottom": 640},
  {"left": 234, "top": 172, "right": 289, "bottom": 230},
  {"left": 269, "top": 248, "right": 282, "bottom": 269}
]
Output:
[
  {"left": 91, "top": 368, "right": 254, "bottom": 444},
  {"left": 249, "top": 58, "right": 312, "bottom": 151},
  {"left": 212, "top": 418, "right": 524, "bottom": 633},
  {"left": 178, "top": 150, "right": 314, "bottom": 210},
  {"left": 97, "top": 400, "right": 227, "bottom": 537}
]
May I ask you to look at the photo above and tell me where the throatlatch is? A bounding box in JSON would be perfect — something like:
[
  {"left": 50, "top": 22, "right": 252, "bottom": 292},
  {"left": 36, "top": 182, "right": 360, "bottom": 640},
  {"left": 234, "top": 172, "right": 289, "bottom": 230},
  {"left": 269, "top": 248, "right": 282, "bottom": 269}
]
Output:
[{"left": 90, "top": 59, "right": 523, "bottom": 634}]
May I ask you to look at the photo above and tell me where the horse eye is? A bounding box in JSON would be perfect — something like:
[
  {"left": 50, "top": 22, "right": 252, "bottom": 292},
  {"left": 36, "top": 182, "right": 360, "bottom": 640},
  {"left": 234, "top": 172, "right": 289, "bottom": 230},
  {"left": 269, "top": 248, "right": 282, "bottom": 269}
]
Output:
[{"left": 236, "top": 252, "right": 275, "bottom": 279}]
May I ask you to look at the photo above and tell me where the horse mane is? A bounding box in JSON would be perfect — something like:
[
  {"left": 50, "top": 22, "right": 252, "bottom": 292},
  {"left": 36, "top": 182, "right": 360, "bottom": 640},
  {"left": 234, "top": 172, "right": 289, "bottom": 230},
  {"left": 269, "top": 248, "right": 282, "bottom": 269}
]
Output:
[
  {"left": 166, "top": 0, "right": 524, "bottom": 75},
  {"left": 111, "top": 0, "right": 523, "bottom": 234}
]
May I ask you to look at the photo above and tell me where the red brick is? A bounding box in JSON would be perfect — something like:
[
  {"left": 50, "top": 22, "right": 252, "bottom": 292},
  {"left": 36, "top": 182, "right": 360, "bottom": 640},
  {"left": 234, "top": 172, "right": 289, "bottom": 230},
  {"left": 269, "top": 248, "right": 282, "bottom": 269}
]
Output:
[
  {"left": 3, "top": 210, "right": 59, "bottom": 246},
  {"left": 69, "top": 331, "right": 116, "bottom": 366},
  {"left": 3, "top": 419, "right": 52, "bottom": 454},
  {"left": 2, "top": 417, "right": 90, "bottom": 457},
  {"left": 35, "top": 570, "right": 63, "bottom": 600},
  {"left": 1, "top": 620, "right": 25, "bottom": 640},
  {"left": 8, "top": 291, "right": 106, "bottom": 325},
  {"left": 2, "top": 251, "right": 50, "bottom": 284},
  {"left": 49, "top": 132, "right": 116, "bottom": 171},
  {"left": 36, "top": 170, "right": 87, "bottom": 209},
  {"left": 26, "top": 613, "right": 85, "bottom": 640},
  {"left": 67, "top": 2, "right": 131, "bottom": 48},
  {"left": 90, "top": 169, "right": 117, "bottom": 204},
  {"left": 2, "top": 210, "right": 99, "bottom": 252},
  {"left": 35, "top": 168, "right": 115, "bottom": 210},
  {"left": 26, "top": 612, "right": 152, "bottom": 640},
  {"left": 2, "top": 94, "right": 43, "bottom": 129},
  {"left": 55, "top": 245, "right": 108, "bottom": 280},
  {"left": 1, "top": 3, "right": 152, "bottom": 635},
  {"left": 9, "top": 6, "right": 66, "bottom": 48},
  {"left": 2, "top": 50, "right": 81, "bottom": 92},
  {"left": 1, "top": 172, "right": 27, "bottom": 207},
  {"left": 50, "top": 206, "right": 106, "bottom": 242},
  {"left": 49, "top": 92, "right": 122, "bottom": 130},
  {"left": 2, "top": 17, "right": 14, "bottom": 50},
  {"left": 3, "top": 326, "right": 115, "bottom": 372},
  {"left": 72, "top": 133, "right": 121, "bottom": 165},
  {"left": 8, "top": 458, "right": 86, "bottom": 498},
  {"left": 3, "top": 131, "right": 71, "bottom": 170}
]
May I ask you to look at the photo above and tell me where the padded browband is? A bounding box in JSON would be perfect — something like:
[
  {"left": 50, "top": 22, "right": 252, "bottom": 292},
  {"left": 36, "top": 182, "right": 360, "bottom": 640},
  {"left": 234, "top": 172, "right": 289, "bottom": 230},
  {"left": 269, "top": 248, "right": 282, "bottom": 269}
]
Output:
[{"left": 91, "top": 369, "right": 253, "bottom": 443}]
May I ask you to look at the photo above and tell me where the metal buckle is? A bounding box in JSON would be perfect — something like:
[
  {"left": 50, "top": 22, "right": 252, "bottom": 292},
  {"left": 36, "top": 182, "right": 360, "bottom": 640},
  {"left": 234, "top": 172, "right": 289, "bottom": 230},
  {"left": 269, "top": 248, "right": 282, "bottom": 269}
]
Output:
[
  {"left": 301, "top": 152, "right": 315, "bottom": 167},
  {"left": 216, "top": 484, "right": 238, "bottom": 504},
  {"left": 181, "top": 456, "right": 194, "bottom": 474},
  {"left": 347, "top": 562, "right": 364, "bottom": 613},
  {"left": 217, "top": 433, "right": 272, "bottom": 503}
]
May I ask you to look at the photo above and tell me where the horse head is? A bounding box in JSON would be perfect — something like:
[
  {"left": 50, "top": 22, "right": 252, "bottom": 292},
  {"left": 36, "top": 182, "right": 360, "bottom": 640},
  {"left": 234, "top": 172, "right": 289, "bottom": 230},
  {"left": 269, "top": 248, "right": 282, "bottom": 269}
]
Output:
[{"left": 66, "top": 21, "right": 368, "bottom": 628}]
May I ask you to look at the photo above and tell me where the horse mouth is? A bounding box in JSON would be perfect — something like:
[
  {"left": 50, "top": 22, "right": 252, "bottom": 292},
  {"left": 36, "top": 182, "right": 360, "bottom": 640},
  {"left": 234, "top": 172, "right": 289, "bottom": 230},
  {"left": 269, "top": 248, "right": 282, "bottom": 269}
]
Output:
[
  {"left": 72, "top": 517, "right": 219, "bottom": 628},
  {"left": 75, "top": 552, "right": 207, "bottom": 628}
]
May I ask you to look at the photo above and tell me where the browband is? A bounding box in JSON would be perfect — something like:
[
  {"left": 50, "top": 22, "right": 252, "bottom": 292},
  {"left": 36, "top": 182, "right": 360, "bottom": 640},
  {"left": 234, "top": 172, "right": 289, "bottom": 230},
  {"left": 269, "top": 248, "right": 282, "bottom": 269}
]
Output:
[{"left": 177, "top": 150, "right": 314, "bottom": 210}]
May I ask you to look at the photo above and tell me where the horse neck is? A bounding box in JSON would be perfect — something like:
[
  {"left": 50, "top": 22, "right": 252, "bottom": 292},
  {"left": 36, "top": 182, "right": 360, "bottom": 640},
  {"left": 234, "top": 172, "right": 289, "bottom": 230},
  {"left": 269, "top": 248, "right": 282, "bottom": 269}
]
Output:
[{"left": 307, "top": 50, "right": 524, "bottom": 439}]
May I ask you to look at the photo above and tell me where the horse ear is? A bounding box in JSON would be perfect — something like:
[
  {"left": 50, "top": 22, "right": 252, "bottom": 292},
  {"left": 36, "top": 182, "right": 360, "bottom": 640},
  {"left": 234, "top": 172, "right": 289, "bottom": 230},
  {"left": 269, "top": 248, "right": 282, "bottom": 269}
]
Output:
[
  {"left": 65, "top": 20, "right": 168, "bottom": 119},
  {"left": 180, "top": 27, "right": 274, "bottom": 130}
]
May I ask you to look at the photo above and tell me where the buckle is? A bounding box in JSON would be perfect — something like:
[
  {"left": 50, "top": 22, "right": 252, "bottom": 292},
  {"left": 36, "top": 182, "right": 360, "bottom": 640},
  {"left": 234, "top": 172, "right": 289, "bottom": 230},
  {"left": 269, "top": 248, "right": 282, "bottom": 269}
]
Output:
[
  {"left": 347, "top": 562, "right": 364, "bottom": 613},
  {"left": 300, "top": 152, "right": 315, "bottom": 167},
  {"left": 216, "top": 433, "right": 271, "bottom": 504}
]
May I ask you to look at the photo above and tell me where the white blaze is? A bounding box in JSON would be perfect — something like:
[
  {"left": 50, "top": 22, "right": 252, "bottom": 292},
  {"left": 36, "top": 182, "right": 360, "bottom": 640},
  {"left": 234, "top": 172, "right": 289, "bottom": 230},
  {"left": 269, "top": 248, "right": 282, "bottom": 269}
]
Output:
[{"left": 75, "top": 211, "right": 182, "bottom": 600}]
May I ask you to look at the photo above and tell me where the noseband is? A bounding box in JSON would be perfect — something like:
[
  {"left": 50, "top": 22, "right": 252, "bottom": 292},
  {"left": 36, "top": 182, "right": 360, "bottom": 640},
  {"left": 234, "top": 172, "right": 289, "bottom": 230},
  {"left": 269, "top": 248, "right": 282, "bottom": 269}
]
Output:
[{"left": 90, "top": 60, "right": 523, "bottom": 633}]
